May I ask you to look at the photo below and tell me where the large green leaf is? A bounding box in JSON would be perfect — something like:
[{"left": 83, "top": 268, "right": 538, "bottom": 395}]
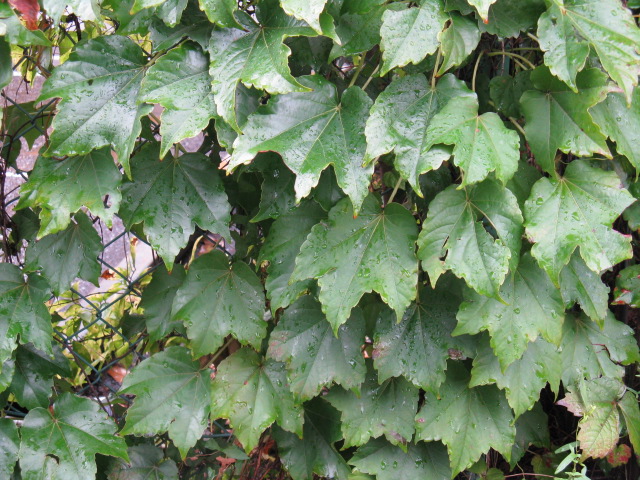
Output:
[
  {"left": 230, "top": 76, "right": 373, "bottom": 211},
  {"left": 171, "top": 251, "right": 266, "bottom": 357},
  {"left": 364, "top": 74, "right": 473, "bottom": 192},
  {"left": 139, "top": 264, "right": 186, "bottom": 342},
  {"left": 107, "top": 444, "right": 179, "bottom": 480},
  {"left": 524, "top": 160, "right": 634, "bottom": 283},
  {"left": 119, "top": 148, "right": 231, "bottom": 269},
  {"left": 38, "top": 36, "right": 152, "bottom": 176},
  {"left": 291, "top": 195, "right": 418, "bottom": 331},
  {"left": 17, "top": 149, "right": 122, "bottom": 237},
  {"left": 437, "top": 12, "right": 480, "bottom": 74},
  {"left": 424, "top": 94, "right": 520, "bottom": 186},
  {"left": 379, "top": 0, "right": 447, "bottom": 75},
  {"left": 267, "top": 295, "right": 366, "bottom": 401},
  {"left": 25, "top": 212, "right": 102, "bottom": 296},
  {"left": 559, "top": 254, "right": 608, "bottom": 326},
  {"left": 417, "top": 180, "right": 523, "bottom": 299},
  {"left": 258, "top": 201, "right": 326, "bottom": 311},
  {"left": 372, "top": 278, "right": 473, "bottom": 392},
  {"left": 208, "top": 0, "right": 315, "bottom": 131},
  {"left": 139, "top": 43, "right": 217, "bottom": 157},
  {"left": 210, "top": 348, "right": 303, "bottom": 453},
  {"left": 120, "top": 346, "right": 211, "bottom": 458},
  {"left": 455, "top": 253, "right": 564, "bottom": 368},
  {"left": 415, "top": 362, "right": 515, "bottom": 475},
  {"left": 19, "top": 393, "right": 129, "bottom": 480},
  {"left": 0, "top": 418, "right": 19, "bottom": 479},
  {"left": 350, "top": 438, "right": 451, "bottom": 480},
  {"left": 0, "top": 263, "right": 52, "bottom": 369},
  {"left": 520, "top": 67, "right": 610, "bottom": 174}
]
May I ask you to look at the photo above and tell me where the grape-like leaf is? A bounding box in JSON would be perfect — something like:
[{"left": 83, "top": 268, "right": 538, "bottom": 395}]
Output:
[
  {"left": 291, "top": 195, "right": 418, "bottom": 331},
  {"left": 19, "top": 393, "right": 129, "bottom": 480},
  {"left": 119, "top": 147, "right": 231, "bottom": 269},
  {"left": 120, "top": 346, "right": 211, "bottom": 458},
  {"left": 524, "top": 160, "right": 634, "bottom": 283},
  {"left": 455, "top": 253, "right": 564, "bottom": 368},
  {"left": 25, "top": 212, "right": 102, "bottom": 296},
  {"left": 437, "top": 12, "right": 480, "bottom": 74},
  {"left": 329, "top": 4, "right": 385, "bottom": 59},
  {"left": 230, "top": 76, "right": 373, "bottom": 211},
  {"left": 267, "top": 295, "right": 366, "bottom": 400},
  {"left": 210, "top": 348, "right": 303, "bottom": 453},
  {"left": 560, "top": 254, "right": 608, "bottom": 326},
  {"left": 364, "top": 73, "right": 473, "bottom": 193},
  {"left": 17, "top": 149, "right": 122, "bottom": 237},
  {"left": 481, "top": 0, "right": 545, "bottom": 38},
  {"left": 208, "top": 0, "right": 315, "bottom": 131},
  {"left": 424, "top": 94, "right": 520, "bottom": 186},
  {"left": 107, "top": 444, "right": 179, "bottom": 480},
  {"left": 199, "top": 0, "right": 239, "bottom": 27},
  {"left": 0, "top": 418, "right": 19, "bottom": 479},
  {"left": 417, "top": 180, "right": 523, "bottom": 299},
  {"left": 139, "top": 264, "right": 186, "bottom": 342},
  {"left": 416, "top": 362, "right": 515, "bottom": 475},
  {"left": 38, "top": 36, "right": 152, "bottom": 176}
]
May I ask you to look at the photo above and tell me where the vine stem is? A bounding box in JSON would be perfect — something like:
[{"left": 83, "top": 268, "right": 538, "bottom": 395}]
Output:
[
  {"left": 431, "top": 47, "right": 442, "bottom": 89},
  {"left": 348, "top": 57, "right": 367, "bottom": 88},
  {"left": 362, "top": 63, "right": 380, "bottom": 91},
  {"left": 487, "top": 51, "right": 536, "bottom": 69},
  {"left": 471, "top": 50, "right": 485, "bottom": 92},
  {"left": 387, "top": 176, "right": 403, "bottom": 205}
]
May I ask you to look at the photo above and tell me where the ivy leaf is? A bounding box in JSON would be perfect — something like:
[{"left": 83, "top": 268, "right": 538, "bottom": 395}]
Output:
[
  {"left": 379, "top": 0, "right": 447, "bottom": 75},
  {"left": 171, "top": 251, "right": 266, "bottom": 357},
  {"left": 291, "top": 195, "right": 419, "bottom": 331},
  {"left": 19, "top": 393, "right": 129, "bottom": 480},
  {"left": 38, "top": 36, "right": 152, "bottom": 176},
  {"left": 25, "top": 212, "right": 102, "bottom": 296},
  {"left": 415, "top": 362, "right": 515, "bottom": 475},
  {"left": 139, "top": 264, "right": 186, "bottom": 342},
  {"left": 417, "top": 180, "right": 523, "bottom": 299},
  {"left": 267, "top": 295, "right": 366, "bottom": 401},
  {"left": 107, "top": 444, "right": 179, "bottom": 480},
  {"left": 455, "top": 253, "right": 564, "bottom": 368},
  {"left": 211, "top": 348, "right": 303, "bottom": 453},
  {"left": 230, "top": 76, "right": 373, "bottom": 211},
  {"left": 273, "top": 397, "right": 350, "bottom": 480},
  {"left": 466, "top": 0, "right": 497, "bottom": 20},
  {"left": 524, "top": 160, "right": 634, "bottom": 283},
  {"left": 538, "top": 0, "right": 640, "bottom": 102},
  {"left": 16, "top": 149, "right": 122, "bottom": 237},
  {"left": 559, "top": 254, "right": 608, "bottom": 326},
  {"left": 199, "top": 0, "right": 239, "bottom": 28},
  {"left": 120, "top": 346, "right": 211, "bottom": 458},
  {"left": 438, "top": 12, "right": 480, "bottom": 74},
  {"left": 0, "top": 263, "right": 52, "bottom": 368},
  {"left": 280, "top": 0, "right": 328, "bottom": 32},
  {"left": 520, "top": 67, "right": 610, "bottom": 174},
  {"left": 481, "top": 0, "right": 545, "bottom": 38},
  {"left": 372, "top": 278, "right": 473, "bottom": 392},
  {"left": 470, "top": 335, "right": 562, "bottom": 417},
  {"left": 350, "top": 438, "right": 451, "bottom": 480},
  {"left": 364, "top": 73, "right": 473, "bottom": 193},
  {"left": 208, "top": 0, "right": 315, "bottom": 131},
  {"left": 119, "top": 147, "right": 231, "bottom": 269},
  {"left": 0, "top": 418, "right": 19, "bottom": 479},
  {"left": 424, "top": 94, "right": 520, "bottom": 186}
]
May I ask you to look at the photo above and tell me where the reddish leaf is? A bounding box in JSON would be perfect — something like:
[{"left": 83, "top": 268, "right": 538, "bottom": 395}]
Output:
[
  {"left": 606, "top": 444, "right": 632, "bottom": 467},
  {"left": 8, "top": 0, "right": 39, "bottom": 30}
]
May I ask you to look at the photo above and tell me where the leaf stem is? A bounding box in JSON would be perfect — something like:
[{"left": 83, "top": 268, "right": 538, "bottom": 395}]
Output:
[
  {"left": 431, "top": 47, "right": 442, "bottom": 89},
  {"left": 487, "top": 51, "right": 536, "bottom": 70},
  {"left": 362, "top": 63, "right": 380, "bottom": 91},
  {"left": 472, "top": 50, "right": 484, "bottom": 92},
  {"left": 348, "top": 57, "right": 367, "bottom": 88},
  {"left": 509, "top": 117, "right": 527, "bottom": 137},
  {"left": 527, "top": 32, "right": 540, "bottom": 43},
  {"left": 387, "top": 176, "right": 404, "bottom": 205}
]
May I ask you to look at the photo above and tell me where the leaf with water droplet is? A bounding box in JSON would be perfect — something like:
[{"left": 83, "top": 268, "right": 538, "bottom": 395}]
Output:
[
  {"left": 106, "top": 444, "right": 179, "bottom": 479},
  {"left": 140, "top": 263, "right": 187, "bottom": 342},
  {"left": 0, "top": 418, "right": 19, "bottom": 478},
  {"left": 559, "top": 253, "right": 608, "bottom": 326}
]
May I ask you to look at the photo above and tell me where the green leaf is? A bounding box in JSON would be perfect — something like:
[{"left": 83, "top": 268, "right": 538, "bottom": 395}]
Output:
[
  {"left": 0, "top": 4, "right": 50, "bottom": 46},
  {"left": 0, "top": 263, "right": 52, "bottom": 368},
  {"left": 25, "top": 212, "right": 102, "bottom": 296},
  {"left": 510, "top": 404, "right": 550, "bottom": 466},
  {"left": 107, "top": 444, "right": 179, "bottom": 479},
  {"left": 520, "top": 67, "right": 610, "bottom": 174},
  {"left": 470, "top": 335, "right": 562, "bottom": 417},
  {"left": 350, "top": 438, "right": 451, "bottom": 480},
  {"left": 139, "top": 43, "right": 217, "bottom": 158},
  {"left": 379, "top": 0, "right": 448, "bottom": 75},
  {"left": 524, "top": 160, "right": 634, "bottom": 283},
  {"left": 364, "top": 73, "right": 473, "bottom": 192},
  {"left": 437, "top": 13, "right": 481, "bottom": 74},
  {"left": 560, "top": 312, "right": 640, "bottom": 387},
  {"left": 38, "top": 36, "right": 152, "bottom": 176},
  {"left": 0, "top": 418, "right": 19, "bottom": 479},
  {"left": 455, "top": 253, "right": 564, "bottom": 368},
  {"left": 291, "top": 195, "right": 419, "bottom": 331},
  {"left": 43, "top": 0, "right": 101, "bottom": 23},
  {"left": 198, "top": 0, "right": 239, "bottom": 27},
  {"left": 16, "top": 149, "right": 122, "bottom": 237},
  {"left": 613, "top": 264, "right": 640, "bottom": 307},
  {"left": 131, "top": 0, "right": 167, "bottom": 12},
  {"left": 329, "top": 5, "right": 385, "bottom": 59},
  {"left": 280, "top": 0, "right": 328, "bottom": 32},
  {"left": 481, "top": 0, "right": 545, "bottom": 38},
  {"left": 538, "top": 0, "right": 640, "bottom": 101},
  {"left": 466, "top": 0, "right": 497, "bottom": 20},
  {"left": 559, "top": 254, "right": 608, "bottom": 326},
  {"left": 210, "top": 348, "right": 303, "bottom": 453},
  {"left": 0, "top": 355, "right": 14, "bottom": 394},
  {"left": 618, "top": 392, "right": 640, "bottom": 458},
  {"left": 230, "top": 76, "right": 373, "bottom": 211},
  {"left": 208, "top": 0, "right": 315, "bottom": 131},
  {"left": 424, "top": 94, "right": 520, "bottom": 186},
  {"left": 119, "top": 148, "right": 231, "bottom": 269},
  {"left": 415, "top": 362, "right": 515, "bottom": 475},
  {"left": 19, "top": 393, "right": 129, "bottom": 480},
  {"left": 489, "top": 71, "right": 532, "bottom": 119},
  {"left": 417, "top": 180, "right": 523, "bottom": 299},
  {"left": 372, "top": 278, "right": 473, "bottom": 392},
  {"left": 250, "top": 154, "right": 297, "bottom": 222},
  {"left": 156, "top": 0, "right": 188, "bottom": 26},
  {"left": 139, "top": 264, "right": 186, "bottom": 342},
  {"left": 273, "top": 397, "right": 350, "bottom": 480},
  {"left": 267, "top": 295, "right": 366, "bottom": 401},
  {"left": 171, "top": 251, "right": 266, "bottom": 357},
  {"left": 120, "top": 346, "right": 211, "bottom": 458}
]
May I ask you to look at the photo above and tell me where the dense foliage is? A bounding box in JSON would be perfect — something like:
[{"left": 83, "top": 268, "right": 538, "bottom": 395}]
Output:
[{"left": 2, "top": 0, "right": 640, "bottom": 478}]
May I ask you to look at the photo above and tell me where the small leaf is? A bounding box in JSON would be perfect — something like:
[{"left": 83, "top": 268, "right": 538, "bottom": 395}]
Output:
[
  {"left": 467, "top": 0, "right": 497, "bottom": 20},
  {"left": 510, "top": 404, "right": 550, "bottom": 467},
  {"left": 437, "top": 12, "right": 481, "bottom": 74},
  {"left": 613, "top": 264, "right": 640, "bottom": 308},
  {"left": 107, "top": 444, "right": 179, "bottom": 479},
  {"left": 0, "top": 3, "right": 49, "bottom": 45},
  {"left": 618, "top": 392, "right": 640, "bottom": 458},
  {"left": 280, "top": 0, "right": 328, "bottom": 32},
  {"left": 8, "top": 0, "right": 39, "bottom": 30},
  {"left": 489, "top": 71, "right": 532, "bottom": 119},
  {"left": 560, "top": 254, "right": 608, "bottom": 326},
  {"left": 199, "top": 0, "right": 239, "bottom": 28},
  {"left": 139, "top": 264, "right": 186, "bottom": 342}
]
